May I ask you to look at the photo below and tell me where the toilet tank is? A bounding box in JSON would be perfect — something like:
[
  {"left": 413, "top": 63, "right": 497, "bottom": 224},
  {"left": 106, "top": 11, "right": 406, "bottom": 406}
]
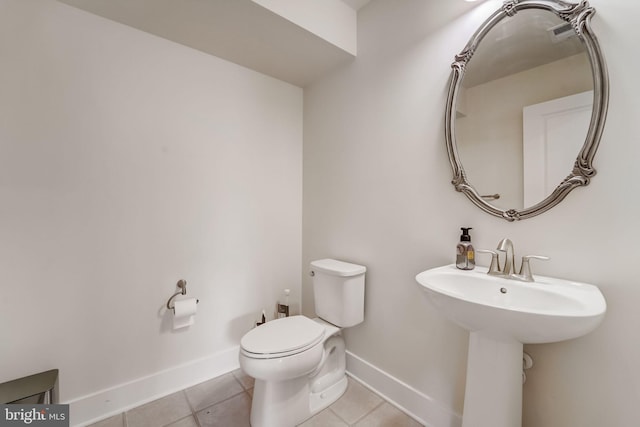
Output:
[{"left": 310, "top": 259, "right": 366, "bottom": 327}]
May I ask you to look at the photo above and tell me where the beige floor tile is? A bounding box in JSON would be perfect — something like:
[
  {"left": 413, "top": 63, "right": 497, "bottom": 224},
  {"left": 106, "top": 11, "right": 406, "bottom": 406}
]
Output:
[
  {"left": 165, "top": 415, "right": 199, "bottom": 427},
  {"left": 232, "top": 368, "right": 255, "bottom": 390},
  {"left": 297, "top": 408, "right": 349, "bottom": 427},
  {"left": 328, "top": 377, "right": 383, "bottom": 424},
  {"left": 184, "top": 372, "right": 244, "bottom": 412},
  {"left": 354, "top": 403, "right": 423, "bottom": 427},
  {"left": 196, "top": 392, "right": 251, "bottom": 427},
  {"left": 87, "top": 413, "right": 124, "bottom": 427},
  {"left": 125, "top": 392, "right": 192, "bottom": 427},
  {"left": 92, "top": 372, "right": 419, "bottom": 427}
]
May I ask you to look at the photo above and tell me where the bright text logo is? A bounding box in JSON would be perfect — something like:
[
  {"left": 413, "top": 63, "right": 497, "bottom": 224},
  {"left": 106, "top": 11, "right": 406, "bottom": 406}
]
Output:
[{"left": 0, "top": 405, "right": 68, "bottom": 426}]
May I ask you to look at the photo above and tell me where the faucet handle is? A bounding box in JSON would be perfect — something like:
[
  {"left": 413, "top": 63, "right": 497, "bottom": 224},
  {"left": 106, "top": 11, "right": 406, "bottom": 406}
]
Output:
[
  {"left": 476, "top": 249, "right": 502, "bottom": 275},
  {"left": 518, "top": 255, "right": 550, "bottom": 282}
]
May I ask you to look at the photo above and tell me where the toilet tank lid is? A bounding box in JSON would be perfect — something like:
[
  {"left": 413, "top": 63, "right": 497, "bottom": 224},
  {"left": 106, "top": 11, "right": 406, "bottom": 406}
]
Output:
[{"left": 310, "top": 259, "right": 366, "bottom": 277}]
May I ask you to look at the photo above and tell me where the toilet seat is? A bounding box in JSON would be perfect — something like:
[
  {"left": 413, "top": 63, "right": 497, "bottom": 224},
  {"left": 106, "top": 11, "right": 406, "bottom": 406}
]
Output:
[{"left": 241, "top": 316, "right": 325, "bottom": 359}]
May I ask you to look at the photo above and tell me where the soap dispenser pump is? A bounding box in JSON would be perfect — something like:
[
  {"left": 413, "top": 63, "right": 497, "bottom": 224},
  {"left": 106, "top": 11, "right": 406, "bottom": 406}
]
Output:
[{"left": 456, "top": 227, "right": 475, "bottom": 270}]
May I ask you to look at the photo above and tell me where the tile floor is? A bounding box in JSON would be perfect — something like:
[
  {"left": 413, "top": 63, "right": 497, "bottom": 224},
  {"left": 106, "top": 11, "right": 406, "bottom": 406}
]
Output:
[{"left": 88, "top": 370, "right": 423, "bottom": 427}]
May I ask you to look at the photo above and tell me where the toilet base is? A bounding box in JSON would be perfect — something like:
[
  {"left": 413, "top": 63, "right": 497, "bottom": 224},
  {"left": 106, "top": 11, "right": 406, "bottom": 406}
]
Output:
[
  {"left": 250, "top": 376, "right": 310, "bottom": 427},
  {"left": 247, "top": 332, "right": 347, "bottom": 427},
  {"left": 249, "top": 374, "right": 348, "bottom": 427},
  {"left": 309, "top": 374, "right": 347, "bottom": 415}
]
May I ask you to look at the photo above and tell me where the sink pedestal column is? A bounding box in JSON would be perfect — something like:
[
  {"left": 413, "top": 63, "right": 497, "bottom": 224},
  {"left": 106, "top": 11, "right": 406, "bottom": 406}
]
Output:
[{"left": 462, "top": 332, "right": 523, "bottom": 427}]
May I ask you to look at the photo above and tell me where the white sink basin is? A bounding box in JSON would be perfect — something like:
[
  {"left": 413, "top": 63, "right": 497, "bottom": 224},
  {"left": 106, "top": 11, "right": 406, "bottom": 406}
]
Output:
[
  {"left": 415, "top": 264, "right": 607, "bottom": 427},
  {"left": 416, "top": 264, "right": 606, "bottom": 343}
]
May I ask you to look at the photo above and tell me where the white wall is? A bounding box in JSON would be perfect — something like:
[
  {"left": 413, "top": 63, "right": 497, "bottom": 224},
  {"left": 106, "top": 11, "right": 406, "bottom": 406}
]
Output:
[
  {"left": 0, "top": 0, "right": 302, "bottom": 417},
  {"left": 304, "top": 0, "right": 640, "bottom": 426}
]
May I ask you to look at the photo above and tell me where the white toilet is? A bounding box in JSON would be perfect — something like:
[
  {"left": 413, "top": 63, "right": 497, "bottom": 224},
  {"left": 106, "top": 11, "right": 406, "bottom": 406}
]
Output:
[{"left": 239, "top": 258, "right": 366, "bottom": 427}]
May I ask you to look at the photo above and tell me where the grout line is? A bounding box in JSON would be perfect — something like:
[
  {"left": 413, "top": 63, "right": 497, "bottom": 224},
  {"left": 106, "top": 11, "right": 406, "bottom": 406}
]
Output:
[
  {"left": 195, "top": 389, "right": 248, "bottom": 415},
  {"left": 184, "top": 372, "right": 248, "bottom": 413},
  {"left": 180, "top": 389, "right": 202, "bottom": 427},
  {"left": 350, "top": 400, "right": 385, "bottom": 426},
  {"left": 182, "top": 389, "right": 196, "bottom": 414},
  {"left": 345, "top": 371, "right": 428, "bottom": 426},
  {"left": 162, "top": 415, "right": 198, "bottom": 427},
  {"left": 231, "top": 369, "right": 254, "bottom": 392},
  {"left": 230, "top": 371, "right": 247, "bottom": 391},
  {"left": 324, "top": 377, "right": 386, "bottom": 427},
  {"left": 327, "top": 407, "right": 348, "bottom": 426}
]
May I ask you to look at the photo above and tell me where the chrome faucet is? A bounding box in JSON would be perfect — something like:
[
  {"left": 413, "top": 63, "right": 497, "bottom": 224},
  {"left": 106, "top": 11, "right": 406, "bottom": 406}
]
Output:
[
  {"left": 477, "top": 238, "right": 549, "bottom": 282},
  {"left": 496, "top": 238, "right": 516, "bottom": 276}
]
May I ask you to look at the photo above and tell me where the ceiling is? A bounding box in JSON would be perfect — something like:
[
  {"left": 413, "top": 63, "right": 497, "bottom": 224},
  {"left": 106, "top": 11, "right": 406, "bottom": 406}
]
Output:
[
  {"left": 57, "top": 0, "right": 367, "bottom": 87},
  {"left": 341, "top": 0, "right": 371, "bottom": 10}
]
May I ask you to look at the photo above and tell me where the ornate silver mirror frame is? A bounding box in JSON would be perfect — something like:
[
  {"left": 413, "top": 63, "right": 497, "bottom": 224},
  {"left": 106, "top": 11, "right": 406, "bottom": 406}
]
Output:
[{"left": 445, "top": 0, "right": 609, "bottom": 221}]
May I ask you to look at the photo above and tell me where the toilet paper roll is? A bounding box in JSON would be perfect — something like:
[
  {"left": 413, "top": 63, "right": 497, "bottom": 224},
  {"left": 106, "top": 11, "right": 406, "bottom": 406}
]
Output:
[{"left": 172, "top": 297, "right": 197, "bottom": 330}]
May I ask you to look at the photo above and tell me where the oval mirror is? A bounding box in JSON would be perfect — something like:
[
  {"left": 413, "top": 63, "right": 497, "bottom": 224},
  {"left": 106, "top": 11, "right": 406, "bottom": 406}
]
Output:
[{"left": 445, "top": 0, "right": 608, "bottom": 221}]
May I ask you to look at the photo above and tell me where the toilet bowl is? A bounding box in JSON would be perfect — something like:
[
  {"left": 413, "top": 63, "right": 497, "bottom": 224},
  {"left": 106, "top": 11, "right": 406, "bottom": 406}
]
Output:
[
  {"left": 239, "top": 258, "right": 366, "bottom": 427},
  {"left": 240, "top": 316, "right": 346, "bottom": 427}
]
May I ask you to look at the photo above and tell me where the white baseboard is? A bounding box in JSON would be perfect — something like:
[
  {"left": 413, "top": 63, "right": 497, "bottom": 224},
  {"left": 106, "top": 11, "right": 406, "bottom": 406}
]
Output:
[
  {"left": 66, "top": 346, "right": 240, "bottom": 427},
  {"left": 67, "top": 347, "right": 459, "bottom": 427},
  {"left": 345, "top": 351, "right": 462, "bottom": 427}
]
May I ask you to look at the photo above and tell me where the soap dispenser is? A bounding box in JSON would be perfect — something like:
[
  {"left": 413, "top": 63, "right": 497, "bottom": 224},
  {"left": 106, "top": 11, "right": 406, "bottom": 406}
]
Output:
[{"left": 456, "top": 227, "right": 475, "bottom": 270}]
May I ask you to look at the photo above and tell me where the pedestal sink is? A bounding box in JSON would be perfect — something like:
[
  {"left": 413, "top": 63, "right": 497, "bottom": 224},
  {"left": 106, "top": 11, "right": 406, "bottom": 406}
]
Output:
[{"left": 415, "top": 265, "right": 606, "bottom": 427}]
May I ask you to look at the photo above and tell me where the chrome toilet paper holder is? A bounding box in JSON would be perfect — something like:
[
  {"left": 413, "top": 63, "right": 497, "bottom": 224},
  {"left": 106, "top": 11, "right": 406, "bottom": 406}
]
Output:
[{"left": 166, "top": 279, "right": 199, "bottom": 311}]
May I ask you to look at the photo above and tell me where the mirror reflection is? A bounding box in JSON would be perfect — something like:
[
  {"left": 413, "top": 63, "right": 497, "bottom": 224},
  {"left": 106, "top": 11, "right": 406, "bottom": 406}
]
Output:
[{"left": 455, "top": 9, "right": 593, "bottom": 210}]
